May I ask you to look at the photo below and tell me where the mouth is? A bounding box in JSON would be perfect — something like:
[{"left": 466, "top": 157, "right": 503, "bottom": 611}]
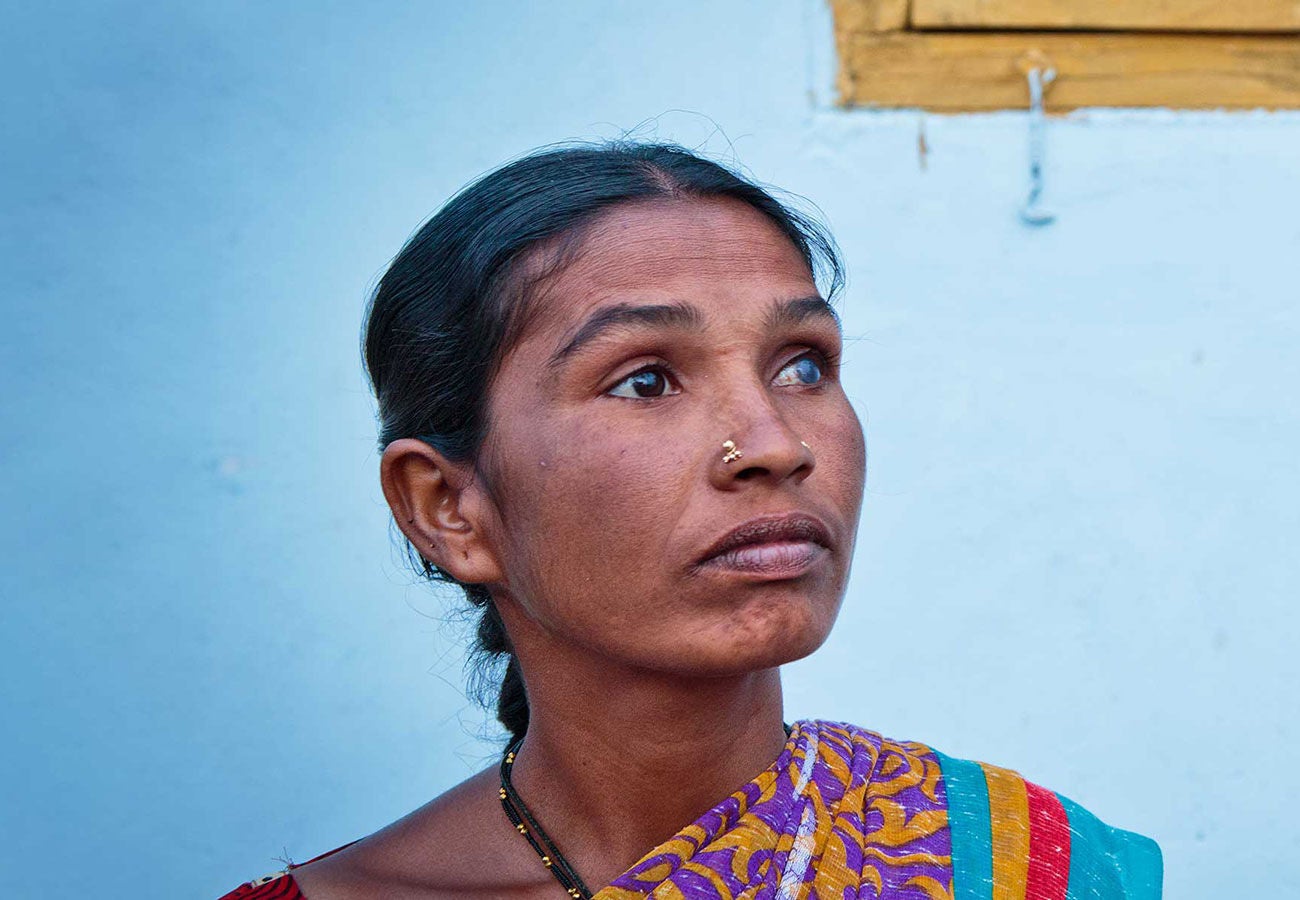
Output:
[{"left": 695, "top": 512, "right": 833, "bottom": 579}]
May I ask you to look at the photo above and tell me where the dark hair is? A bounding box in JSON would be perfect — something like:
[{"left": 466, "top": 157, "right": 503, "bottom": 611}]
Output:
[{"left": 362, "top": 141, "right": 843, "bottom": 744}]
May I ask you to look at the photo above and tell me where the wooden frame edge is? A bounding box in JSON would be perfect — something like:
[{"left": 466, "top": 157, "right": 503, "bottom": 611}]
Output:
[{"left": 835, "top": 30, "right": 1300, "bottom": 111}]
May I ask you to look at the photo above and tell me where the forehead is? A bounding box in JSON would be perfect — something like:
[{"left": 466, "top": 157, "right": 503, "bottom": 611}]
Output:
[{"left": 519, "top": 197, "right": 818, "bottom": 341}]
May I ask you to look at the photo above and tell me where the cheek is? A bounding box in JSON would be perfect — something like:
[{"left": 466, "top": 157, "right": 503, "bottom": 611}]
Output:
[
  {"left": 493, "top": 415, "right": 693, "bottom": 617},
  {"left": 817, "top": 398, "right": 868, "bottom": 506}
]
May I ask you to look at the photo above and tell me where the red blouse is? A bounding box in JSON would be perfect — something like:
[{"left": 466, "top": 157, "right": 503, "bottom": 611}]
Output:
[{"left": 217, "top": 841, "right": 357, "bottom": 899}]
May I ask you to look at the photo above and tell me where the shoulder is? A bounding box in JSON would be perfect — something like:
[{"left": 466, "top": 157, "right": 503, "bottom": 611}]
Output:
[
  {"left": 216, "top": 839, "right": 360, "bottom": 900},
  {"left": 223, "top": 766, "right": 550, "bottom": 900},
  {"left": 821, "top": 721, "right": 1164, "bottom": 899}
]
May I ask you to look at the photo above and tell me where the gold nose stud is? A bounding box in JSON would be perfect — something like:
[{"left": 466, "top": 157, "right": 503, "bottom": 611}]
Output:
[{"left": 721, "top": 439, "right": 744, "bottom": 464}]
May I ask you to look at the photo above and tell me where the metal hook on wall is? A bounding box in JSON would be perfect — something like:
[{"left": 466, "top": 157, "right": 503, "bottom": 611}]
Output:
[{"left": 1019, "top": 63, "right": 1057, "bottom": 226}]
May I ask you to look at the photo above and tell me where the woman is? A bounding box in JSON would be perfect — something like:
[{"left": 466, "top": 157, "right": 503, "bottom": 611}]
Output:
[{"left": 220, "top": 142, "right": 1161, "bottom": 899}]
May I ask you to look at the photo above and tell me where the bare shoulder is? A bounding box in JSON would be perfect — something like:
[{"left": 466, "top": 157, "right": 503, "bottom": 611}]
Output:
[{"left": 290, "top": 766, "right": 556, "bottom": 900}]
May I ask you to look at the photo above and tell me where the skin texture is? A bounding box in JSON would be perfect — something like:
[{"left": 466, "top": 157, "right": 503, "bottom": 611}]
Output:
[{"left": 293, "top": 197, "right": 867, "bottom": 898}]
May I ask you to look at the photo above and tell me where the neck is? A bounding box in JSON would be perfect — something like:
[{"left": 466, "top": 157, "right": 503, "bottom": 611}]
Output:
[{"left": 505, "top": 647, "right": 788, "bottom": 892}]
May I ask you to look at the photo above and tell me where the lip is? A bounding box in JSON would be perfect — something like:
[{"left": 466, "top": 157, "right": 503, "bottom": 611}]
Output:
[{"left": 695, "top": 512, "right": 833, "bottom": 577}]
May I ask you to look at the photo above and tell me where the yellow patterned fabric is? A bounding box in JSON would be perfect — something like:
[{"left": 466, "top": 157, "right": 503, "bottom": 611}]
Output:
[
  {"left": 595, "top": 720, "right": 953, "bottom": 899},
  {"left": 592, "top": 720, "right": 1161, "bottom": 899}
]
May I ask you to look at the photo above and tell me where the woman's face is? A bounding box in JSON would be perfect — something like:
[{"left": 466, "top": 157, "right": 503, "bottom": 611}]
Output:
[{"left": 476, "top": 197, "right": 866, "bottom": 677}]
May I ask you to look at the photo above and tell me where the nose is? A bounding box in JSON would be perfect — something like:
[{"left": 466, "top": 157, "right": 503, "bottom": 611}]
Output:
[{"left": 708, "top": 397, "right": 815, "bottom": 490}]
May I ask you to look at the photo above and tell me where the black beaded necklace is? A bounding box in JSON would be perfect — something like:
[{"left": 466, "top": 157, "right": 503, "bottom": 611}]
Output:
[
  {"left": 498, "top": 739, "right": 594, "bottom": 899},
  {"left": 498, "top": 722, "right": 795, "bottom": 899}
]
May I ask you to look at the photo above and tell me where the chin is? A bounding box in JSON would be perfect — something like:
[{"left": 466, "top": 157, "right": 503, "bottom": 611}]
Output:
[{"left": 675, "top": 598, "right": 839, "bottom": 677}]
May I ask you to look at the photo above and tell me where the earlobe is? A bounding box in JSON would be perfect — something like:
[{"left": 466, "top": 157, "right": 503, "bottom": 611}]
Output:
[{"left": 379, "top": 438, "right": 502, "bottom": 586}]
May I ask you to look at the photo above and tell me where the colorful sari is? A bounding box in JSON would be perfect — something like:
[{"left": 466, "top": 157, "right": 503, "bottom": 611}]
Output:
[
  {"left": 220, "top": 719, "right": 1161, "bottom": 899},
  {"left": 599, "top": 719, "right": 1160, "bottom": 899}
]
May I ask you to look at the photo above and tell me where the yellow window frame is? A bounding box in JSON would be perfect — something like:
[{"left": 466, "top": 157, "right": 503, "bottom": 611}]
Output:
[{"left": 831, "top": 0, "right": 1300, "bottom": 111}]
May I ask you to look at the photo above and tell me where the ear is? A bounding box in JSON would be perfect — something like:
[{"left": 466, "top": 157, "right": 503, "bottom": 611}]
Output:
[{"left": 379, "top": 438, "right": 504, "bottom": 586}]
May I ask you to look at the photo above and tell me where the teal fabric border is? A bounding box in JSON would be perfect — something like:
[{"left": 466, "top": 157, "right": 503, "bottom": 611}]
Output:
[
  {"left": 933, "top": 750, "right": 993, "bottom": 900},
  {"left": 1058, "top": 793, "right": 1163, "bottom": 900}
]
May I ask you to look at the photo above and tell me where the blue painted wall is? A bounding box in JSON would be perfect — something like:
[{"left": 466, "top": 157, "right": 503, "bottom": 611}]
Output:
[{"left": 2, "top": 2, "right": 1295, "bottom": 896}]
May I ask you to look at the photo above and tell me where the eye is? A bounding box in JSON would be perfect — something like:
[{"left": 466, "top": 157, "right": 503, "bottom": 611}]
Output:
[
  {"left": 608, "top": 366, "right": 679, "bottom": 399},
  {"left": 773, "top": 353, "right": 824, "bottom": 387}
]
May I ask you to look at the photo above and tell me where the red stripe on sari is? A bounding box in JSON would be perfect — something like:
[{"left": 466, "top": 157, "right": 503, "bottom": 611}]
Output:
[{"left": 1024, "top": 781, "right": 1071, "bottom": 900}]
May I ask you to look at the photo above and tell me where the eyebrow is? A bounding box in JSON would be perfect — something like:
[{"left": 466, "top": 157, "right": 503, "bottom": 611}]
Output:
[
  {"left": 546, "top": 302, "right": 704, "bottom": 369},
  {"left": 765, "top": 295, "right": 841, "bottom": 333},
  {"left": 545, "top": 294, "right": 840, "bottom": 370}
]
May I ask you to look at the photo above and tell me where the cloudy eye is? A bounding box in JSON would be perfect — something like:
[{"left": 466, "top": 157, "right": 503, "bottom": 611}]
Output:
[
  {"left": 609, "top": 367, "right": 677, "bottom": 399},
  {"left": 774, "top": 354, "right": 823, "bottom": 387}
]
